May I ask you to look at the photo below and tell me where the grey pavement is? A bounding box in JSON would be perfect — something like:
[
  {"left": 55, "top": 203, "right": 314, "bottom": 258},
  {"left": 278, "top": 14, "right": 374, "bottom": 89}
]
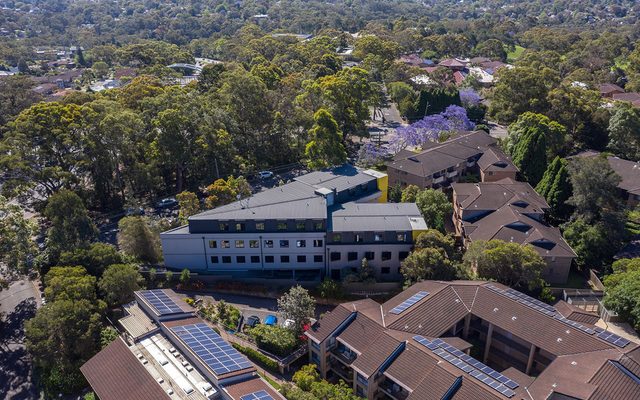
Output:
[{"left": 0, "top": 279, "right": 41, "bottom": 400}]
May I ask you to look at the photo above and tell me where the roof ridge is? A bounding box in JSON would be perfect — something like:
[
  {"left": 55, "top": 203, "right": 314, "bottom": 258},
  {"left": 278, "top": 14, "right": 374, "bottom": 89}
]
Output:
[{"left": 450, "top": 286, "right": 472, "bottom": 313}]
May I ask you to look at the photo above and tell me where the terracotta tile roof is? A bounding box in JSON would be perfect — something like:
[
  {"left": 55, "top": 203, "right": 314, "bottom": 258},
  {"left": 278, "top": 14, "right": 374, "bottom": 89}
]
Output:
[
  {"left": 476, "top": 147, "right": 519, "bottom": 173},
  {"left": 589, "top": 359, "right": 640, "bottom": 400},
  {"left": 449, "top": 283, "right": 480, "bottom": 310},
  {"left": 554, "top": 300, "right": 600, "bottom": 326},
  {"left": 598, "top": 83, "right": 624, "bottom": 95},
  {"left": 337, "top": 312, "right": 385, "bottom": 354},
  {"left": 382, "top": 281, "right": 450, "bottom": 326},
  {"left": 452, "top": 180, "right": 548, "bottom": 215},
  {"left": 384, "top": 343, "right": 439, "bottom": 391},
  {"left": 306, "top": 304, "right": 354, "bottom": 343},
  {"left": 222, "top": 376, "right": 284, "bottom": 400},
  {"left": 351, "top": 332, "right": 402, "bottom": 377},
  {"left": 612, "top": 92, "right": 640, "bottom": 103},
  {"left": 80, "top": 338, "right": 171, "bottom": 400}
]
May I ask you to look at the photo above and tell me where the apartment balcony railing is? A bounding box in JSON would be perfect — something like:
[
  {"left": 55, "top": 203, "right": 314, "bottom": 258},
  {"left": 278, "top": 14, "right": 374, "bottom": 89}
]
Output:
[
  {"left": 378, "top": 379, "right": 409, "bottom": 400},
  {"left": 329, "top": 360, "right": 354, "bottom": 383},
  {"left": 467, "top": 160, "right": 476, "bottom": 167},
  {"left": 331, "top": 347, "right": 357, "bottom": 365},
  {"left": 433, "top": 176, "right": 445, "bottom": 184},
  {"left": 447, "top": 170, "right": 459, "bottom": 178}
]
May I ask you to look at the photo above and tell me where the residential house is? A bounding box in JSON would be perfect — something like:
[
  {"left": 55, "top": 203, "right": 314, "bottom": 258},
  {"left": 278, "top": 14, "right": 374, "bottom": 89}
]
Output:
[
  {"left": 307, "top": 281, "right": 639, "bottom": 400},
  {"left": 598, "top": 83, "right": 625, "bottom": 98}
]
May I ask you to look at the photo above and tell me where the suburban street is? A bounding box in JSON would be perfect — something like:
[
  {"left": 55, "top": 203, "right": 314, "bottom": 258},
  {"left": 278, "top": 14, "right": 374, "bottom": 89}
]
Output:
[{"left": 0, "top": 278, "right": 40, "bottom": 400}]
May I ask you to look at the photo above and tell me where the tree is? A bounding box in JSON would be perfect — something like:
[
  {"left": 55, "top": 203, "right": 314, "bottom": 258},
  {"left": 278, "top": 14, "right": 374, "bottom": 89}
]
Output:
[
  {"left": 92, "top": 61, "right": 109, "bottom": 79},
  {"left": 117, "top": 216, "right": 162, "bottom": 263},
  {"left": 390, "top": 105, "right": 472, "bottom": 151},
  {"left": 205, "top": 176, "right": 251, "bottom": 209},
  {"left": 0, "top": 196, "right": 37, "bottom": 279},
  {"left": 176, "top": 191, "right": 200, "bottom": 223},
  {"left": 401, "top": 247, "right": 457, "bottom": 285},
  {"left": 607, "top": 103, "right": 640, "bottom": 161},
  {"left": 100, "top": 326, "right": 119, "bottom": 349},
  {"left": 305, "top": 109, "right": 347, "bottom": 170},
  {"left": 603, "top": 268, "right": 640, "bottom": 332},
  {"left": 44, "top": 266, "right": 98, "bottom": 303},
  {"left": 318, "top": 278, "right": 343, "bottom": 300},
  {"left": 359, "top": 258, "right": 376, "bottom": 283},
  {"left": 277, "top": 286, "right": 315, "bottom": 334},
  {"left": 293, "top": 364, "right": 320, "bottom": 392},
  {"left": 415, "top": 229, "right": 457, "bottom": 260},
  {"left": 510, "top": 125, "right": 547, "bottom": 186},
  {"left": 463, "top": 240, "right": 546, "bottom": 291},
  {"left": 98, "top": 264, "right": 143, "bottom": 307},
  {"left": 562, "top": 214, "right": 626, "bottom": 270},
  {"left": 401, "top": 185, "right": 420, "bottom": 203},
  {"left": 59, "top": 242, "right": 125, "bottom": 277},
  {"left": 356, "top": 143, "right": 388, "bottom": 168},
  {"left": 0, "top": 75, "right": 42, "bottom": 127},
  {"left": 474, "top": 39, "right": 507, "bottom": 61},
  {"left": 603, "top": 258, "right": 640, "bottom": 289},
  {"left": 535, "top": 157, "right": 572, "bottom": 221},
  {"left": 415, "top": 189, "right": 453, "bottom": 233},
  {"left": 547, "top": 85, "right": 605, "bottom": 149},
  {"left": 180, "top": 268, "right": 191, "bottom": 285},
  {"left": 506, "top": 112, "right": 567, "bottom": 162},
  {"left": 567, "top": 156, "right": 621, "bottom": 221},
  {"left": 43, "top": 190, "right": 98, "bottom": 265}
]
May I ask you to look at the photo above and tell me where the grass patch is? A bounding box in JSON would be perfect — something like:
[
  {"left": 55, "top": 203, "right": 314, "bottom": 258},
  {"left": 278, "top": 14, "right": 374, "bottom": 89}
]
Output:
[{"left": 506, "top": 45, "right": 526, "bottom": 63}]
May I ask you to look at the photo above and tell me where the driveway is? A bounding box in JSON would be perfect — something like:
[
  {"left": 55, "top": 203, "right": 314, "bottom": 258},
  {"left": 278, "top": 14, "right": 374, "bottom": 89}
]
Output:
[{"left": 0, "top": 279, "right": 40, "bottom": 400}]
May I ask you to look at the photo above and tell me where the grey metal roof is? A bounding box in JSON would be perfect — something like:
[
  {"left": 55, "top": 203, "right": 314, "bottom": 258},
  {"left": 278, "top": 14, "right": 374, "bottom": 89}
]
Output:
[
  {"left": 330, "top": 203, "right": 426, "bottom": 232},
  {"left": 294, "top": 164, "right": 377, "bottom": 191}
]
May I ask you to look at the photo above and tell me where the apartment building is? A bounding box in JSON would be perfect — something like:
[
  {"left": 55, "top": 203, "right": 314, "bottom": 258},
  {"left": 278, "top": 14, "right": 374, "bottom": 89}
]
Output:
[
  {"left": 451, "top": 179, "right": 576, "bottom": 284},
  {"left": 160, "top": 165, "right": 427, "bottom": 282},
  {"left": 81, "top": 289, "right": 283, "bottom": 400},
  {"left": 307, "top": 281, "right": 640, "bottom": 400},
  {"left": 386, "top": 131, "right": 517, "bottom": 189}
]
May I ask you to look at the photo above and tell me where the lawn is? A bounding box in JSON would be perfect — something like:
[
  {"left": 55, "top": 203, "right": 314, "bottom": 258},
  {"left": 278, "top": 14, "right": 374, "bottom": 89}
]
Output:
[{"left": 506, "top": 45, "right": 526, "bottom": 63}]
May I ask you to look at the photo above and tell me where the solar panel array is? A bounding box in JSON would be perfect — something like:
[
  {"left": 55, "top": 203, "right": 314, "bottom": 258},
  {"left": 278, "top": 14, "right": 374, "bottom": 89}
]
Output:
[
  {"left": 390, "top": 291, "right": 429, "bottom": 315},
  {"left": 171, "top": 323, "right": 253, "bottom": 376},
  {"left": 485, "top": 285, "right": 556, "bottom": 317},
  {"left": 594, "top": 327, "right": 631, "bottom": 348},
  {"left": 413, "top": 335, "right": 518, "bottom": 398},
  {"left": 240, "top": 390, "right": 274, "bottom": 400},
  {"left": 554, "top": 315, "right": 596, "bottom": 335},
  {"left": 139, "top": 290, "right": 184, "bottom": 315}
]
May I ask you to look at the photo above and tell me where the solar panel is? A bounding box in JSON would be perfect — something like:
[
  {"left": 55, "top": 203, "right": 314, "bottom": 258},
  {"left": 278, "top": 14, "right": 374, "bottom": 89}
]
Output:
[
  {"left": 486, "top": 285, "right": 557, "bottom": 317},
  {"left": 596, "top": 329, "right": 631, "bottom": 348},
  {"left": 171, "top": 323, "right": 253, "bottom": 376},
  {"left": 505, "top": 288, "right": 556, "bottom": 313},
  {"left": 412, "top": 335, "right": 518, "bottom": 397},
  {"left": 390, "top": 291, "right": 430, "bottom": 314},
  {"left": 554, "top": 315, "right": 596, "bottom": 335},
  {"left": 139, "top": 290, "right": 183, "bottom": 315},
  {"left": 240, "top": 390, "right": 274, "bottom": 400}
]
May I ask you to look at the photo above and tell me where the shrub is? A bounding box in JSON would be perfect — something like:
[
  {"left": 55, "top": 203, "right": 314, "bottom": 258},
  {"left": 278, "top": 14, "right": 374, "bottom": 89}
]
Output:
[
  {"left": 231, "top": 343, "right": 279, "bottom": 373},
  {"left": 248, "top": 324, "right": 299, "bottom": 357}
]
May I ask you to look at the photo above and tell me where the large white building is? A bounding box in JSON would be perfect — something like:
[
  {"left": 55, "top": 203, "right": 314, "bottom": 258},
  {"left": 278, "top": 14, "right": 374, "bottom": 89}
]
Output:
[{"left": 161, "top": 165, "right": 427, "bottom": 282}]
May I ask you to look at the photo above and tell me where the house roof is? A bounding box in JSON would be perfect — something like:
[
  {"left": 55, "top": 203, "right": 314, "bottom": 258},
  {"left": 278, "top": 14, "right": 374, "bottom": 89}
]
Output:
[
  {"left": 554, "top": 300, "right": 601, "bottom": 326},
  {"left": 476, "top": 147, "right": 519, "bottom": 173},
  {"left": 452, "top": 180, "right": 548, "bottom": 215},
  {"left": 221, "top": 376, "right": 285, "bottom": 400},
  {"left": 388, "top": 131, "right": 497, "bottom": 178},
  {"left": 329, "top": 202, "right": 426, "bottom": 232},
  {"left": 439, "top": 58, "right": 467, "bottom": 68},
  {"left": 598, "top": 83, "right": 624, "bottom": 95},
  {"left": 306, "top": 304, "right": 354, "bottom": 343},
  {"left": 80, "top": 338, "right": 171, "bottom": 400},
  {"left": 612, "top": 92, "right": 640, "bottom": 103},
  {"left": 351, "top": 331, "right": 402, "bottom": 377}
]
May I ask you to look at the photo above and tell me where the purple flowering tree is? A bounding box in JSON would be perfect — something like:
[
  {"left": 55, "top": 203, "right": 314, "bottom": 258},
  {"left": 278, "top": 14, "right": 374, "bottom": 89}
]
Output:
[
  {"left": 459, "top": 88, "right": 481, "bottom": 108},
  {"left": 357, "top": 142, "right": 389, "bottom": 167},
  {"left": 389, "top": 105, "right": 475, "bottom": 152}
]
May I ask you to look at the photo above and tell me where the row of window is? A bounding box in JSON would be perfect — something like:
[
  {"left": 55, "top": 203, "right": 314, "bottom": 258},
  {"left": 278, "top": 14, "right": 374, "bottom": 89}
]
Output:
[
  {"left": 218, "top": 221, "right": 324, "bottom": 232},
  {"left": 210, "top": 254, "right": 324, "bottom": 264},
  {"left": 331, "top": 232, "right": 407, "bottom": 243},
  {"left": 329, "top": 251, "right": 409, "bottom": 262},
  {"left": 209, "top": 239, "right": 324, "bottom": 249}
]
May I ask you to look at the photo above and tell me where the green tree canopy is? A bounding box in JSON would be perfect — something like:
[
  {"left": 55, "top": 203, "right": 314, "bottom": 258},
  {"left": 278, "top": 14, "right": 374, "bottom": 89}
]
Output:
[
  {"left": 176, "top": 191, "right": 200, "bottom": 223},
  {"left": 0, "top": 195, "right": 37, "bottom": 278},
  {"left": 567, "top": 155, "right": 621, "bottom": 221},
  {"left": 510, "top": 124, "right": 547, "bottom": 186},
  {"left": 535, "top": 157, "right": 572, "bottom": 221},
  {"left": 603, "top": 267, "right": 640, "bottom": 332},
  {"left": 401, "top": 247, "right": 458, "bottom": 285},
  {"left": 277, "top": 285, "right": 315, "bottom": 334},
  {"left": 304, "top": 108, "right": 347, "bottom": 170},
  {"left": 117, "top": 216, "right": 163, "bottom": 263},
  {"left": 59, "top": 242, "right": 126, "bottom": 277},
  {"left": 98, "top": 264, "right": 143, "bottom": 307},
  {"left": 400, "top": 184, "right": 420, "bottom": 203},
  {"left": 607, "top": 103, "right": 640, "bottom": 161},
  {"left": 506, "top": 112, "right": 567, "bottom": 162},
  {"left": 415, "top": 189, "right": 453, "bottom": 233}
]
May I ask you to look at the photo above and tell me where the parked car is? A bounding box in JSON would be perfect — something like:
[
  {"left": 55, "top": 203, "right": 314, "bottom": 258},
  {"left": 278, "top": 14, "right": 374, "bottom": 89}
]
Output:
[
  {"left": 258, "top": 170, "right": 274, "bottom": 179},
  {"left": 156, "top": 197, "right": 178, "bottom": 209},
  {"left": 125, "top": 206, "right": 145, "bottom": 216},
  {"left": 264, "top": 315, "right": 278, "bottom": 326},
  {"left": 245, "top": 315, "right": 261, "bottom": 328},
  {"left": 283, "top": 319, "right": 295, "bottom": 329}
]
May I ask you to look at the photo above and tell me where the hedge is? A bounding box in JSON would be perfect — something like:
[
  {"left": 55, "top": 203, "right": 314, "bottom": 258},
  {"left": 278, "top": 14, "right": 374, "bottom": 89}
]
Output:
[{"left": 232, "top": 343, "right": 279, "bottom": 373}]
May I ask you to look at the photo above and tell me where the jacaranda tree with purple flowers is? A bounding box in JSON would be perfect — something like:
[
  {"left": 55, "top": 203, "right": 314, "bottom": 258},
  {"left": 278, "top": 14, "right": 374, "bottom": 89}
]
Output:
[
  {"left": 459, "top": 88, "right": 481, "bottom": 108},
  {"left": 389, "top": 105, "right": 474, "bottom": 152},
  {"left": 356, "top": 142, "right": 389, "bottom": 167}
]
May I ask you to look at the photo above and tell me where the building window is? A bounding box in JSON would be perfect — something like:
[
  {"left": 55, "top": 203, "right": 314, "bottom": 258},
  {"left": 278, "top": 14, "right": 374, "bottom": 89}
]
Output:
[
  {"left": 296, "top": 240, "right": 306, "bottom": 248},
  {"left": 488, "top": 171, "right": 494, "bottom": 176},
  {"left": 313, "top": 239, "right": 323, "bottom": 247},
  {"left": 297, "top": 255, "right": 306, "bottom": 263},
  {"left": 222, "top": 256, "right": 231, "bottom": 263},
  {"left": 208, "top": 240, "right": 217, "bottom": 248},
  {"left": 219, "top": 223, "right": 229, "bottom": 231},
  {"left": 399, "top": 251, "right": 409, "bottom": 261},
  {"left": 210, "top": 256, "right": 219, "bottom": 263},
  {"left": 264, "top": 240, "right": 273, "bottom": 248},
  {"left": 277, "top": 221, "right": 287, "bottom": 230},
  {"left": 396, "top": 233, "right": 406, "bottom": 242},
  {"left": 221, "top": 240, "right": 230, "bottom": 248},
  {"left": 251, "top": 256, "right": 260, "bottom": 263},
  {"left": 330, "top": 252, "right": 341, "bottom": 261},
  {"left": 296, "top": 221, "right": 305, "bottom": 231},
  {"left": 374, "top": 233, "right": 384, "bottom": 242},
  {"left": 236, "top": 256, "right": 246, "bottom": 263},
  {"left": 381, "top": 267, "right": 390, "bottom": 274},
  {"left": 281, "top": 255, "right": 290, "bottom": 263},
  {"left": 314, "top": 221, "right": 323, "bottom": 230},
  {"left": 249, "top": 240, "right": 259, "bottom": 248},
  {"left": 280, "top": 240, "right": 289, "bottom": 248},
  {"left": 236, "top": 223, "right": 245, "bottom": 232},
  {"left": 365, "top": 251, "right": 375, "bottom": 260},
  {"left": 357, "top": 373, "right": 368, "bottom": 387},
  {"left": 348, "top": 252, "right": 358, "bottom": 261},
  {"left": 265, "top": 256, "right": 274, "bottom": 263},
  {"left": 355, "top": 233, "right": 363, "bottom": 243},
  {"left": 333, "top": 233, "right": 342, "bottom": 243},
  {"left": 314, "top": 255, "right": 323, "bottom": 263},
  {"left": 235, "top": 240, "right": 244, "bottom": 248},
  {"left": 256, "top": 222, "right": 265, "bottom": 231},
  {"left": 382, "top": 251, "right": 391, "bottom": 261}
]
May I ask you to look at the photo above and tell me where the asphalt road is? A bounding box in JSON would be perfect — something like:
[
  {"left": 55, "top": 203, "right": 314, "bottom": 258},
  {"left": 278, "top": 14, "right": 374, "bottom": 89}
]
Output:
[{"left": 0, "top": 279, "right": 40, "bottom": 400}]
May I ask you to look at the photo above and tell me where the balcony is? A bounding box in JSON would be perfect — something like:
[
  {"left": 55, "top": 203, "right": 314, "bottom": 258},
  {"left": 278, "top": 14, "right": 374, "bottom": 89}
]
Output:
[
  {"left": 378, "top": 378, "right": 409, "bottom": 400},
  {"left": 447, "top": 170, "right": 458, "bottom": 178},
  {"left": 466, "top": 160, "right": 476, "bottom": 167},
  {"left": 331, "top": 347, "right": 357, "bottom": 365},
  {"left": 433, "top": 176, "right": 445, "bottom": 184},
  {"left": 329, "top": 360, "right": 354, "bottom": 383}
]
